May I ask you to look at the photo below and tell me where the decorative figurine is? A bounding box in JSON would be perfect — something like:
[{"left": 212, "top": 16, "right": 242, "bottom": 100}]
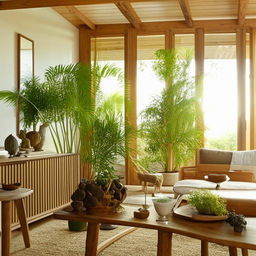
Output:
[
  {"left": 4, "top": 134, "right": 19, "bottom": 157},
  {"left": 18, "top": 130, "right": 32, "bottom": 150},
  {"left": 26, "top": 123, "right": 48, "bottom": 151},
  {"left": 133, "top": 180, "right": 150, "bottom": 219},
  {"left": 34, "top": 123, "right": 48, "bottom": 151}
]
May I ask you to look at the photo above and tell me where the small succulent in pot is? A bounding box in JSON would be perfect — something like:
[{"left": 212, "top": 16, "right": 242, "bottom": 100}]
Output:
[{"left": 226, "top": 211, "right": 247, "bottom": 233}]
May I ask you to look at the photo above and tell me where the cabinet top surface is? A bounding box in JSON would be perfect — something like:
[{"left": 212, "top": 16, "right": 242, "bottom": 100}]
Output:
[{"left": 0, "top": 153, "right": 78, "bottom": 165}]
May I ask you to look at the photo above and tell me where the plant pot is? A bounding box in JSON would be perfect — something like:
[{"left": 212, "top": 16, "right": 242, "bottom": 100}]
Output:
[
  {"left": 234, "top": 225, "right": 244, "bottom": 233},
  {"left": 162, "top": 172, "right": 179, "bottom": 186},
  {"left": 68, "top": 221, "right": 87, "bottom": 232}
]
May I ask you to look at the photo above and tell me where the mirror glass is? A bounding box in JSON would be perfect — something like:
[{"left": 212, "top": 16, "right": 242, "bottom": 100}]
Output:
[{"left": 17, "top": 34, "right": 34, "bottom": 133}]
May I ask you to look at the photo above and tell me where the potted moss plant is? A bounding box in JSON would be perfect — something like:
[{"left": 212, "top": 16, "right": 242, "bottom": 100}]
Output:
[
  {"left": 188, "top": 190, "right": 227, "bottom": 216},
  {"left": 140, "top": 49, "right": 202, "bottom": 185}
]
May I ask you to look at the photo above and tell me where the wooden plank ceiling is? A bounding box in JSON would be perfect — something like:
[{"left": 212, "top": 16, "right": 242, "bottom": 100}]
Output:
[{"left": 51, "top": 0, "right": 256, "bottom": 28}]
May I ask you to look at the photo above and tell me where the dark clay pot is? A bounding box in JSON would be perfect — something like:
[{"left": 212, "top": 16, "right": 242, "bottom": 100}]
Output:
[
  {"left": 68, "top": 221, "right": 87, "bottom": 232},
  {"left": 4, "top": 134, "right": 18, "bottom": 157},
  {"left": 234, "top": 225, "right": 244, "bottom": 233}
]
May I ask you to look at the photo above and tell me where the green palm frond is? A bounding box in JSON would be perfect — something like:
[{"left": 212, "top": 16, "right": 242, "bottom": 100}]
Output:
[{"left": 0, "top": 90, "right": 20, "bottom": 105}]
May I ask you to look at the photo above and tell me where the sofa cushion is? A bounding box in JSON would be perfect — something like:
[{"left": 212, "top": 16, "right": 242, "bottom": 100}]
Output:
[
  {"left": 173, "top": 179, "right": 217, "bottom": 195},
  {"left": 218, "top": 181, "right": 256, "bottom": 190},
  {"left": 173, "top": 180, "right": 256, "bottom": 195},
  {"left": 199, "top": 149, "right": 233, "bottom": 164},
  {"left": 230, "top": 150, "right": 256, "bottom": 175}
]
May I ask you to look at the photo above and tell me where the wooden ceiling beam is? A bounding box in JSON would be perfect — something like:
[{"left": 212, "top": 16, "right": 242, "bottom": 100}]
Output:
[
  {"left": 115, "top": 1, "right": 141, "bottom": 29},
  {"left": 238, "top": 0, "right": 248, "bottom": 25},
  {"left": 0, "top": 0, "right": 170, "bottom": 10},
  {"left": 65, "top": 6, "right": 95, "bottom": 29},
  {"left": 178, "top": 0, "right": 193, "bottom": 27},
  {"left": 93, "top": 19, "right": 255, "bottom": 36}
]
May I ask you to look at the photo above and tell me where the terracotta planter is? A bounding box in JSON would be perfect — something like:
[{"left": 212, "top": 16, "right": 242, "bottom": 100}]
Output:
[{"left": 162, "top": 172, "right": 179, "bottom": 186}]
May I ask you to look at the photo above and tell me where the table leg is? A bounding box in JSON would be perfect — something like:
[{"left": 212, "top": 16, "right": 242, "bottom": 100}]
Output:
[
  {"left": 229, "top": 247, "right": 238, "bottom": 256},
  {"left": 2, "top": 201, "right": 11, "bottom": 256},
  {"left": 241, "top": 248, "right": 249, "bottom": 256},
  {"left": 157, "top": 230, "right": 172, "bottom": 256},
  {"left": 14, "top": 199, "right": 30, "bottom": 248},
  {"left": 201, "top": 241, "right": 208, "bottom": 256},
  {"left": 85, "top": 222, "right": 100, "bottom": 256}
]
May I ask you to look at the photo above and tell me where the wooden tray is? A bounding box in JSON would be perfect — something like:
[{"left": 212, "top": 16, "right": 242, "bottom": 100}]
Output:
[{"left": 173, "top": 204, "right": 227, "bottom": 222}]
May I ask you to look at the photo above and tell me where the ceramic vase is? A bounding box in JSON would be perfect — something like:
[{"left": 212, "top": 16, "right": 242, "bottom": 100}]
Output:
[
  {"left": 4, "top": 134, "right": 18, "bottom": 157},
  {"left": 152, "top": 197, "right": 176, "bottom": 222}
]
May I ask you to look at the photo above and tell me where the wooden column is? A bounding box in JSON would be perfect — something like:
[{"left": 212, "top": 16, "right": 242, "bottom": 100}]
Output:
[
  {"left": 165, "top": 30, "right": 175, "bottom": 171},
  {"left": 79, "top": 25, "right": 92, "bottom": 179},
  {"left": 125, "top": 27, "right": 138, "bottom": 185},
  {"left": 165, "top": 30, "right": 175, "bottom": 50},
  {"left": 79, "top": 25, "right": 91, "bottom": 64},
  {"left": 250, "top": 28, "right": 256, "bottom": 149},
  {"left": 195, "top": 28, "right": 205, "bottom": 147},
  {"left": 236, "top": 28, "right": 247, "bottom": 150}
]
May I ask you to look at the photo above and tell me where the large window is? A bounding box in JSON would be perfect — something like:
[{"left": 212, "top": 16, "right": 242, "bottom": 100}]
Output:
[
  {"left": 204, "top": 34, "right": 238, "bottom": 150},
  {"left": 137, "top": 35, "right": 165, "bottom": 123},
  {"left": 91, "top": 37, "right": 124, "bottom": 97},
  {"left": 91, "top": 37, "right": 125, "bottom": 177}
]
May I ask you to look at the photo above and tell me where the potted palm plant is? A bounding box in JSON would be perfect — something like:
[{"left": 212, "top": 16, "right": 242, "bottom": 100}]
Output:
[{"left": 140, "top": 49, "right": 202, "bottom": 185}]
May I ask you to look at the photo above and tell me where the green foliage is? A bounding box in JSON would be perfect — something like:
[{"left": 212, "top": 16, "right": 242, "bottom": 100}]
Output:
[
  {"left": 140, "top": 49, "right": 202, "bottom": 171},
  {"left": 206, "top": 132, "right": 236, "bottom": 151},
  {"left": 188, "top": 190, "right": 227, "bottom": 216},
  {"left": 156, "top": 198, "right": 172, "bottom": 203},
  {"left": 88, "top": 95, "right": 126, "bottom": 183},
  {"left": 0, "top": 62, "right": 125, "bottom": 183}
]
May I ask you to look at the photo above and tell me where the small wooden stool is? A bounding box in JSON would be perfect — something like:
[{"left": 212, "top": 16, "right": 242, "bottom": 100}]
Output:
[{"left": 0, "top": 188, "right": 33, "bottom": 256}]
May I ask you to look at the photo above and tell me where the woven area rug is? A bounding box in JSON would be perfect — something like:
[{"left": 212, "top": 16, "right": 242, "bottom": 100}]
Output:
[{"left": 11, "top": 217, "right": 256, "bottom": 256}]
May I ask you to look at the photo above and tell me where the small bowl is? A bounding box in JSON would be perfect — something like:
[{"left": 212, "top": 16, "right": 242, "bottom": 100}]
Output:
[
  {"left": 134, "top": 209, "right": 150, "bottom": 219},
  {"left": 205, "top": 174, "right": 229, "bottom": 183},
  {"left": 2, "top": 183, "right": 21, "bottom": 191}
]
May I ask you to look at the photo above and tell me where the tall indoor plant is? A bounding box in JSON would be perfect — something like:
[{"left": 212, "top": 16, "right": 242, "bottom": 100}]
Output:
[
  {"left": 140, "top": 49, "right": 202, "bottom": 185},
  {"left": 0, "top": 63, "right": 123, "bottom": 154}
]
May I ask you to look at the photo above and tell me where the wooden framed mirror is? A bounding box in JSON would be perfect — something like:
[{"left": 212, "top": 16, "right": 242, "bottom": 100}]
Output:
[{"left": 17, "top": 34, "right": 34, "bottom": 134}]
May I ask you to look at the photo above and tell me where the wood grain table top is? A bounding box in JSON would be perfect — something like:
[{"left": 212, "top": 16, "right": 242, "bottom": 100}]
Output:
[{"left": 54, "top": 205, "right": 256, "bottom": 250}]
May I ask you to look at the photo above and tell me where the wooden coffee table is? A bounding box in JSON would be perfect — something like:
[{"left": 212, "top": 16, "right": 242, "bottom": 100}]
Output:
[{"left": 54, "top": 205, "right": 256, "bottom": 256}]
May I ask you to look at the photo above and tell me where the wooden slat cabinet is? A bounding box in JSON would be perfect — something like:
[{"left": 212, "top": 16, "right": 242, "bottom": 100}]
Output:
[{"left": 0, "top": 154, "right": 80, "bottom": 229}]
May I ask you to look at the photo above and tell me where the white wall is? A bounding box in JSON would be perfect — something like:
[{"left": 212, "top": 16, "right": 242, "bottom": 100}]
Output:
[{"left": 0, "top": 8, "right": 79, "bottom": 149}]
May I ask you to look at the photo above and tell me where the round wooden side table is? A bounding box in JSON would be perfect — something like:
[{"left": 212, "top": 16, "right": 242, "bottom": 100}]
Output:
[{"left": 0, "top": 188, "right": 33, "bottom": 256}]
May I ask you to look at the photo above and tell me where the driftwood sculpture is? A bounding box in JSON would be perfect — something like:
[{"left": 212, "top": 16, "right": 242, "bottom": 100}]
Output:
[
  {"left": 71, "top": 179, "right": 127, "bottom": 214},
  {"left": 133, "top": 160, "right": 163, "bottom": 197}
]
